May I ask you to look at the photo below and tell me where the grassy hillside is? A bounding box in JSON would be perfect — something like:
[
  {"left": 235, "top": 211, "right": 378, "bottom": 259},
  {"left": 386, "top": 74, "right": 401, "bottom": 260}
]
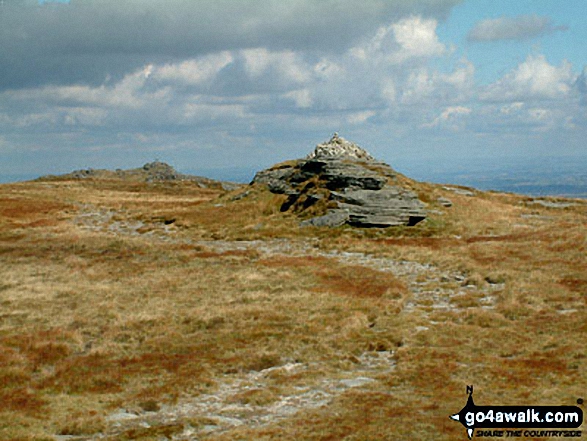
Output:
[{"left": 0, "top": 176, "right": 585, "bottom": 440}]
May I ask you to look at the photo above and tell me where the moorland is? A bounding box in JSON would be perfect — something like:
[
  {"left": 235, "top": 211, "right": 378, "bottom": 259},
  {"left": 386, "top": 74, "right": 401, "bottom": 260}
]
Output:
[{"left": 0, "top": 165, "right": 585, "bottom": 440}]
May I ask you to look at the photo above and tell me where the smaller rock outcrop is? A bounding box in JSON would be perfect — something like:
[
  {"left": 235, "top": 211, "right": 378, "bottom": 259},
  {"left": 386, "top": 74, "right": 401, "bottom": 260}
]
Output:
[
  {"left": 252, "top": 135, "right": 427, "bottom": 228},
  {"left": 38, "top": 162, "right": 240, "bottom": 190},
  {"left": 141, "top": 161, "right": 180, "bottom": 181}
]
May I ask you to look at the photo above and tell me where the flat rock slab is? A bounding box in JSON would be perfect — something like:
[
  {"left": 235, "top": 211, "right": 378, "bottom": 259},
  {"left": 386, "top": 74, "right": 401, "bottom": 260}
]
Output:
[
  {"left": 442, "top": 186, "right": 475, "bottom": 196},
  {"left": 300, "top": 210, "right": 349, "bottom": 227},
  {"left": 528, "top": 199, "right": 578, "bottom": 208},
  {"left": 437, "top": 196, "right": 453, "bottom": 207}
]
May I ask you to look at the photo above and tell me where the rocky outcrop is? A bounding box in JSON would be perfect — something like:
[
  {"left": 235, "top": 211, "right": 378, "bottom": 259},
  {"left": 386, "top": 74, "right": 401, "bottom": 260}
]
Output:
[
  {"left": 38, "top": 161, "right": 241, "bottom": 190},
  {"left": 141, "top": 161, "right": 181, "bottom": 181},
  {"left": 252, "top": 135, "right": 426, "bottom": 228}
]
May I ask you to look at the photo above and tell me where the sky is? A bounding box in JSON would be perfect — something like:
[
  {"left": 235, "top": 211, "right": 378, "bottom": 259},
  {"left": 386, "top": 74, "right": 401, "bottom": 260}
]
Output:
[{"left": 0, "top": 0, "right": 586, "bottom": 182}]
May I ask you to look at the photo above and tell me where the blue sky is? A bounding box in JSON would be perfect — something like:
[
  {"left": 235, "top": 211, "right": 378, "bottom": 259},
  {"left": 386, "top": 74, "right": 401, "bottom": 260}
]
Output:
[
  {"left": 0, "top": 0, "right": 585, "bottom": 182},
  {"left": 439, "top": 0, "right": 586, "bottom": 83}
]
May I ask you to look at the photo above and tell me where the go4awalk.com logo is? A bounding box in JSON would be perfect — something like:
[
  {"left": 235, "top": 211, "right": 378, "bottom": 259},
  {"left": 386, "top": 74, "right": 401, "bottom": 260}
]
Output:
[{"left": 450, "top": 386, "right": 583, "bottom": 439}]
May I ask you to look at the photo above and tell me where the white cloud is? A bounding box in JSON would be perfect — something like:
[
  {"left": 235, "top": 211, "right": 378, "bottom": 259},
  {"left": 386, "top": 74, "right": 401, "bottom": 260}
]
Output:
[
  {"left": 470, "top": 100, "right": 581, "bottom": 135},
  {"left": 1, "top": 0, "right": 463, "bottom": 92},
  {"left": 481, "top": 55, "right": 576, "bottom": 102},
  {"left": 154, "top": 52, "right": 233, "bottom": 85},
  {"left": 242, "top": 48, "right": 273, "bottom": 77},
  {"left": 0, "top": 13, "right": 476, "bottom": 138},
  {"left": 347, "top": 110, "right": 376, "bottom": 125},
  {"left": 423, "top": 106, "right": 471, "bottom": 128},
  {"left": 468, "top": 15, "right": 567, "bottom": 42},
  {"left": 381, "top": 79, "right": 397, "bottom": 103},
  {"left": 13, "top": 112, "right": 60, "bottom": 128},
  {"left": 391, "top": 16, "right": 446, "bottom": 62},
  {"left": 181, "top": 102, "right": 247, "bottom": 123},
  {"left": 6, "top": 66, "right": 165, "bottom": 110},
  {"left": 2, "top": 9, "right": 584, "bottom": 169},
  {"left": 62, "top": 107, "right": 108, "bottom": 126},
  {"left": 350, "top": 16, "right": 445, "bottom": 64},
  {"left": 500, "top": 102, "right": 524, "bottom": 114},
  {"left": 4, "top": 2, "right": 587, "bottom": 179},
  {"left": 525, "top": 107, "right": 561, "bottom": 132},
  {"left": 242, "top": 48, "right": 311, "bottom": 84},
  {"left": 314, "top": 58, "right": 345, "bottom": 81},
  {"left": 307, "top": 16, "right": 470, "bottom": 113},
  {"left": 444, "top": 59, "right": 475, "bottom": 89},
  {"left": 528, "top": 108, "right": 550, "bottom": 121},
  {"left": 283, "top": 89, "right": 313, "bottom": 108},
  {"left": 401, "top": 69, "right": 435, "bottom": 103},
  {"left": 400, "top": 60, "right": 474, "bottom": 104}
]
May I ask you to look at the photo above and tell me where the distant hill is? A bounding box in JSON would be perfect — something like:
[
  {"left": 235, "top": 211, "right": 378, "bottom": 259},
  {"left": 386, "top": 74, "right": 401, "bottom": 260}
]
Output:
[{"left": 36, "top": 161, "right": 241, "bottom": 191}]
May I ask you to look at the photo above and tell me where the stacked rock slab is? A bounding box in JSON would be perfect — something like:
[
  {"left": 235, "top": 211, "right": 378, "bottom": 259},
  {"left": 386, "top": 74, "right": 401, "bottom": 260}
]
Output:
[{"left": 252, "top": 134, "right": 427, "bottom": 228}]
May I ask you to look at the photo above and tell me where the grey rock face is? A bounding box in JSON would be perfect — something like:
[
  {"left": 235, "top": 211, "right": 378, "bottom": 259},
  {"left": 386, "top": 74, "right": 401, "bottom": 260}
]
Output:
[
  {"left": 253, "top": 167, "right": 298, "bottom": 195},
  {"left": 299, "top": 210, "right": 350, "bottom": 227},
  {"left": 312, "top": 160, "right": 387, "bottom": 190},
  {"left": 251, "top": 135, "right": 427, "bottom": 228},
  {"left": 333, "top": 188, "right": 426, "bottom": 227}
]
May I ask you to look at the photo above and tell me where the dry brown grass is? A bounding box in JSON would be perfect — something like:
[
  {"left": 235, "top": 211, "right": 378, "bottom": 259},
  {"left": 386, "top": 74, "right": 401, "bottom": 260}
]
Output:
[
  {"left": 314, "top": 264, "right": 407, "bottom": 300},
  {"left": 0, "top": 177, "right": 585, "bottom": 439}
]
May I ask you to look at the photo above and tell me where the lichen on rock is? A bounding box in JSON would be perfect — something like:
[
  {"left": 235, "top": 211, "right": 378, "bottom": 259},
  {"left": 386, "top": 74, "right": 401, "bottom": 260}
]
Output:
[{"left": 306, "top": 133, "right": 375, "bottom": 161}]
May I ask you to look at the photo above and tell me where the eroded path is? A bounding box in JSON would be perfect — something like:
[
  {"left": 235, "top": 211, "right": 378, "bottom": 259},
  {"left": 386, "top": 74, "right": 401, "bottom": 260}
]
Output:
[
  {"left": 97, "top": 351, "right": 396, "bottom": 440},
  {"left": 64, "top": 203, "right": 499, "bottom": 440},
  {"left": 72, "top": 203, "right": 499, "bottom": 319}
]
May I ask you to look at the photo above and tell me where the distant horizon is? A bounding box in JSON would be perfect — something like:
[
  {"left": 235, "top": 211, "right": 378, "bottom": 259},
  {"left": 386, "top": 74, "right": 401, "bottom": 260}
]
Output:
[{"left": 3, "top": 153, "right": 586, "bottom": 199}]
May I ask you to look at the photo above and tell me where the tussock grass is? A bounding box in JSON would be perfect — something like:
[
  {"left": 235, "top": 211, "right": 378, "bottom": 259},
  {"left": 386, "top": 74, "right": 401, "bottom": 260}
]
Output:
[{"left": 0, "top": 178, "right": 585, "bottom": 439}]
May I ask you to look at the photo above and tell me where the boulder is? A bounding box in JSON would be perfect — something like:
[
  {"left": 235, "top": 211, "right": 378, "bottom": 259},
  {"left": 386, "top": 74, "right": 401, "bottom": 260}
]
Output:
[
  {"left": 437, "top": 196, "right": 453, "bottom": 207},
  {"left": 251, "top": 134, "right": 427, "bottom": 228},
  {"left": 299, "top": 210, "right": 350, "bottom": 227}
]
